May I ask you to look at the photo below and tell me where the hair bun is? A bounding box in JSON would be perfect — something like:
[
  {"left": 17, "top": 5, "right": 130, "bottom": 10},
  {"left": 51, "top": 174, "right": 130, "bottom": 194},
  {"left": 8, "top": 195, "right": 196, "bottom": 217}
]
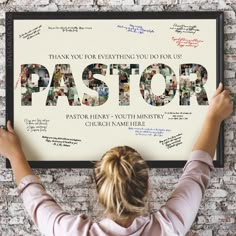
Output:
[
  {"left": 95, "top": 146, "right": 149, "bottom": 219},
  {"left": 101, "top": 147, "right": 135, "bottom": 180}
]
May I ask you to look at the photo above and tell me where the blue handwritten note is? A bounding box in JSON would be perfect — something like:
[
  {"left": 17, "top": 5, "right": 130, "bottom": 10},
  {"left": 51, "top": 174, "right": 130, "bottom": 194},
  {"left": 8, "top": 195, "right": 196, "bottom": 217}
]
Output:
[{"left": 117, "top": 24, "right": 155, "bottom": 34}]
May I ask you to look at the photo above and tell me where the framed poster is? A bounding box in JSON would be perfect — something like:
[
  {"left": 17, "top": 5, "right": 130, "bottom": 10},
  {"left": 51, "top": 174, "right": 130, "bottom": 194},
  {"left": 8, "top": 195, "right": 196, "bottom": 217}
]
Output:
[{"left": 6, "top": 11, "right": 224, "bottom": 168}]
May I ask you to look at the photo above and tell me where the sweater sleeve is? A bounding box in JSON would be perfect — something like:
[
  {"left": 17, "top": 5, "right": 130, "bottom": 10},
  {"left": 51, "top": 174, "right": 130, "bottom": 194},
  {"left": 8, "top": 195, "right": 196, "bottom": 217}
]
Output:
[
  {"left": 17, "top": 175, "right": 92, "bottom": 236},
  {"left": 158, "top": 150, "right": 214, "bottom": 236}
]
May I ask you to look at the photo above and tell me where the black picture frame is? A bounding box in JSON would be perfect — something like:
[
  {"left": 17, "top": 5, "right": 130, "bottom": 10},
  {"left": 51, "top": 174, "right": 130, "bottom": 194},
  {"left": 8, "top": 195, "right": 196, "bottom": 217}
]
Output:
[{"left": 6, "top": 11, "right": 224, "bottom": 168}]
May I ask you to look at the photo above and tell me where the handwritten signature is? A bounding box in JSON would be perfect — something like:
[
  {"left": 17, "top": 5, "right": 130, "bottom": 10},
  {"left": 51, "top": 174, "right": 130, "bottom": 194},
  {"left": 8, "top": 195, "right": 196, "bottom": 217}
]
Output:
[
  {"left": 170, "top": 24, "right": 200, "bottom": 34},
  {"left": 117, "top": 24, "right": 155, "bottom": 34},
  {"left": 172, "top": 37, "right": 204, "bottom": 48},
  {"left": 19, "top": 25, "right": 42, "bottom": 40},
  {"left": 128, "top": 127, "right": 170, "bottom": 137},
  {"left": 48, "top": 26, "right": 92, "bottom": 32},
  {"left": 159, "top": 133, "right": 183, "bottom": 149}
]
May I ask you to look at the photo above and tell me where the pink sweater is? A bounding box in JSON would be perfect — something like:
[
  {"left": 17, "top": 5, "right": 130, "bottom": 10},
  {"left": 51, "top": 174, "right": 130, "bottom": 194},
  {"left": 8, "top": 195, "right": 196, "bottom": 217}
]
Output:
[{"left": 17, "top": 150, "right": 214, "bottom": 236}]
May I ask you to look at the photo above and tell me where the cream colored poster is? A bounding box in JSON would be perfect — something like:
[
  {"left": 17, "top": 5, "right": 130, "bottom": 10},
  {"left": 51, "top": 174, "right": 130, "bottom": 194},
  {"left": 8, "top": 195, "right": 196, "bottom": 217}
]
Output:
[{"left": 8, "top": 13, "right": 223, "bottom": 167}]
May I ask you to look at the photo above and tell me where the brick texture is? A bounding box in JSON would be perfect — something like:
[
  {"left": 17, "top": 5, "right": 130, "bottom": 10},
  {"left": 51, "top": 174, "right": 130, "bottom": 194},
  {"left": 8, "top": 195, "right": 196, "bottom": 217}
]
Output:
[{"left": 0, "top": 0, "right": 236, "bottom": 236}]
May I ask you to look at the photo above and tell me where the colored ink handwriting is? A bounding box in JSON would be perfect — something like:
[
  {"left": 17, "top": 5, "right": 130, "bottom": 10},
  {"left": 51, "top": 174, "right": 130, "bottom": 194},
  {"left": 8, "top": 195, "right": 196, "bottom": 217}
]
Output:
[
  {"left": 172, "top": 37, "right": 204, "bottom": 48},
  {"left": 117, "top": 24, "right": 154, "bottom": 34},
  {"left": 129, "top": 127, "right": 171, "bottom": 137}
]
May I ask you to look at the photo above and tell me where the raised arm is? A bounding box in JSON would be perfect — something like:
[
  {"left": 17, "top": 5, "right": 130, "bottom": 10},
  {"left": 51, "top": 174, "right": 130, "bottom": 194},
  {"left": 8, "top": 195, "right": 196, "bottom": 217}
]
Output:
[
  {"left": 192, "top": 83, "right": 232, "bottom": 158},
  {"left": 158, "top": 83, "right": 233, "bottom": 235},
  {"left": 0, "top": 122, "right": 91, "bottom": 236}
]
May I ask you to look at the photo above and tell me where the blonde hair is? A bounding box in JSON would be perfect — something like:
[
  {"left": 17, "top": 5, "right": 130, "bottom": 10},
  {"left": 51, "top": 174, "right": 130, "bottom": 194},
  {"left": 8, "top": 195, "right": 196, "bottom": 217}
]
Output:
[{"left": 95, "top": 146, "right": 149, "bottom": 219}]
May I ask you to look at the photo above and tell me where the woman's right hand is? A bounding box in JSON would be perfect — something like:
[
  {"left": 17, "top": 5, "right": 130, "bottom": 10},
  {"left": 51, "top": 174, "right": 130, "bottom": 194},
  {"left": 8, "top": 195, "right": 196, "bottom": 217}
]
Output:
[
  {"left": 207, "top": 83, "right": 233, "bottom": 123},
  {"left": 0, "top": 120, "right": 33, "bottom": 185},
  {"left": 0, "top": 120, "right": 24, "bottom": 161}
]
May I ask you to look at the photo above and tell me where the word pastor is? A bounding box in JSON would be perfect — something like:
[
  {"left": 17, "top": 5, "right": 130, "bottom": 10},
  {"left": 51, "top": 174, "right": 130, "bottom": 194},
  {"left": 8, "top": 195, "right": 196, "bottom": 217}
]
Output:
[{"left": 20, "top": 63, "right": 208, "bottom": 107}]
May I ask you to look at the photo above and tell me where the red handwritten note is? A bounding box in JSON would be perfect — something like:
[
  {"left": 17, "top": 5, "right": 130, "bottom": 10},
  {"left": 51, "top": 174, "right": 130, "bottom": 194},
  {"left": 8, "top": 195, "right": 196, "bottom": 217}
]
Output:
[{"left": 172, "top": 37, "right": 204, "bottom": 48}]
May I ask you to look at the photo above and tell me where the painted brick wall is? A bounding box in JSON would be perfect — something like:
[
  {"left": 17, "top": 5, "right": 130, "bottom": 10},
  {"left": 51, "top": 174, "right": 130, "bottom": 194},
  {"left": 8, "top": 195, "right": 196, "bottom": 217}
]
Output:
[{"left": 0, "top": 0, "right": 236, "bottom": 235}]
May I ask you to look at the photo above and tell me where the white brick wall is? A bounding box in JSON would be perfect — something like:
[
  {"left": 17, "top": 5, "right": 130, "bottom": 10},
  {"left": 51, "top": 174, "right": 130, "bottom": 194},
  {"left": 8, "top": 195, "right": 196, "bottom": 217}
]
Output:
[
  {"left": 11, "top": 0, "right": 50, "bottom": 5},
  {"left": 54, "top": 0, "right": 94, "bottom": 5},
  {"left": 0, "top": 1, "right": 236, "bottom": 236},
  {"left": 97, "top": 0, "right": 135, "bottom": 5}
]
